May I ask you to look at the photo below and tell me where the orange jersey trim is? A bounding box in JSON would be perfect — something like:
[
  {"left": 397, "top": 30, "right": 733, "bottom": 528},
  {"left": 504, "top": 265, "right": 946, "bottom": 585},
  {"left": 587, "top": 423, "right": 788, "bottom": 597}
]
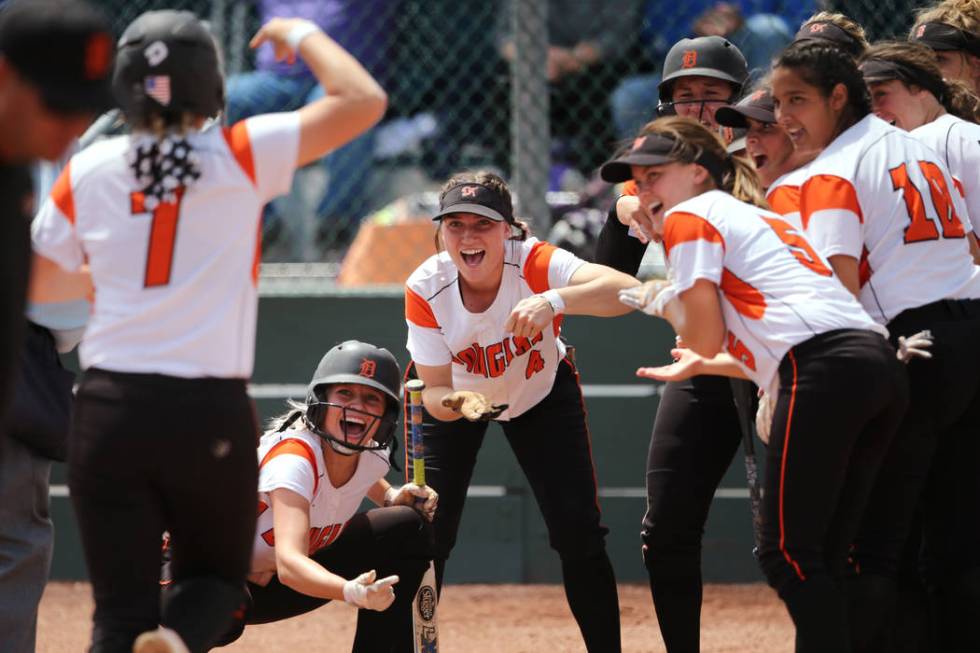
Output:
[
  {"left": 50, "top": 161, "right": 75, "bottom": 224},
  {"left": 524, "top": 241, "right": 557, "bottom": 294},
  {"left": 953, "top": 177, "right": 965, "bottom": 198},
  {"left": 405, "top": 286, "right": 439, "bottom": 329},
  {"left": 766, "top": 185, "right": 800, "bottom": 217},
  {"left": 800, "top": 174, "right": 863, "bottom": 229},
  {"left": 662, "top": 211, "right": 726, "bottom": 257},
  {"left": 720, "top": 268, "right": 766, "bottom": 319},
  {"left": 259, "top": 438, "right": 320, "bottom": 496},
  {"left": 779, "top": 351, "right": 806, "bottom": 581},
  {"left": 222, "top": 121, "right": 257, "bottom": 187}
]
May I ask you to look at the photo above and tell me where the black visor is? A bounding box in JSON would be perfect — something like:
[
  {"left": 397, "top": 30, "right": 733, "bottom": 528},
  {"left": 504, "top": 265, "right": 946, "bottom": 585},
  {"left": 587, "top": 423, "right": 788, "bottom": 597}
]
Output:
[
  {"left": 432, "top": 182, "right": 514, "bottom": 223},
  {"left": 911, "top": 21, "right": 980, "bottom": 56},
  {"left": 793, "top": 21, "right": 864, "bottom": 57},
  {"left": 860, "top": 58, "right": 946, "bottom": 102},
  {"left": 600, "top": 133, "right": 731, "bottom": 186}
]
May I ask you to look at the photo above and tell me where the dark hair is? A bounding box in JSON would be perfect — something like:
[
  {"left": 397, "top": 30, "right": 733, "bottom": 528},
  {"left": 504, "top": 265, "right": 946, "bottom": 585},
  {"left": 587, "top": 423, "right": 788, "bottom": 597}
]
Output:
[
  {"left": 861, "top": 41, "right": 980, "bottom": 123},
  {"left": 433, "top": 170, "right": 531, "bottom": 251},
  {"left": 775, "top": 40, "right": 871, "bottom": 133}
]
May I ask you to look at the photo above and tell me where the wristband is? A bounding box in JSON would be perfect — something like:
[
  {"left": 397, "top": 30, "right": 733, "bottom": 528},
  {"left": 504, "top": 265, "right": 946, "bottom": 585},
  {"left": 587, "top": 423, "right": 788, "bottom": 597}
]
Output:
[
  {"left": 285, "top": 20, "right": 320, "bottom": 52},
  {"left": 541, "top": 289, "right": 565, "bottom": 315}
]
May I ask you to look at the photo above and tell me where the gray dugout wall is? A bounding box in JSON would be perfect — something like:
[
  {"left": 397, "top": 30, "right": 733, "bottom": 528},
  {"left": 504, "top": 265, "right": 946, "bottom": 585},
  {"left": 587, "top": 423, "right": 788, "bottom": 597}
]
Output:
[{"left": 50, "top": 291, "right": 764, "bottom": 583}]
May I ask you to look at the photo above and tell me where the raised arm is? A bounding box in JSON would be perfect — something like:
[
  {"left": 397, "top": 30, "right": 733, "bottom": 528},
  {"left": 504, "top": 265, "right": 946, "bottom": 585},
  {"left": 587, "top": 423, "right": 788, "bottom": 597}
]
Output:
[{"left": 249, "top": 18, "right": 388, "bottom": 168}]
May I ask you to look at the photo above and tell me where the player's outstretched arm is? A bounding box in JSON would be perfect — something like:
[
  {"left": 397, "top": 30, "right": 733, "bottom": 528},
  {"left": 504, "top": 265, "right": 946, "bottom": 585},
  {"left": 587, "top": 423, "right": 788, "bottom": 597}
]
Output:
[
  {"left": 250, "top": 18, "right": 387, "bottom": 168},
  {"left": 555, "top": 262, "right": 641, "bottom": 318}
]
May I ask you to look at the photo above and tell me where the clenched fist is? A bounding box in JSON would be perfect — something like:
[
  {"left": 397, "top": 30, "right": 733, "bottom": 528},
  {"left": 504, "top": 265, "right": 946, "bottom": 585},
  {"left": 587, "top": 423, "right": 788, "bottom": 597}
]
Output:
[{"left": 441, "top": 391, "right": 508, "bottom": 421}]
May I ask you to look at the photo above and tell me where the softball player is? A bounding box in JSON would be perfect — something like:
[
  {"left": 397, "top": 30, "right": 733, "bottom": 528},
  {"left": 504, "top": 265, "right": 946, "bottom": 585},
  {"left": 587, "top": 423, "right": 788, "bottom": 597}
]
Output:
[
  {"left": 773, "top": 38, "right": 980, "bottom": 651},
  {"left": 910, "top": 1, "right": 980, "bottom": 95},
  {"left": 595, "top": 38, "right": 756, "bottom": 653},
  {"left": 603, "top": 115, "right": 909, "bottom": 653},
  {"left": 29, "top": 10, "right": 386, "bottom": 653},
  {"left": 183, "top": 341, "right": 437, "bottom": 651},
  {"left": 403, "top": 171, "right": 638, "bottom": 653}
]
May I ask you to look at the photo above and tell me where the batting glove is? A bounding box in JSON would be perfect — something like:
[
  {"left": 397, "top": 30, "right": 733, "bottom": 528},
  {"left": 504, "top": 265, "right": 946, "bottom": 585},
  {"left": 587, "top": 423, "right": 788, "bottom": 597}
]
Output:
[
  {"left": 385, "top": 483, "right": 439, "bottom": 522},
  {"left": 441, "top": 391, "right": 508, "bottom": 421},
  {"left": 343, "top": 570, "right": 399, "bottom": 611},
  {"left": 619, "top": 280, "right": 678, "bottom": 318},
  {"left": 896, "top": 330, "right": 933, "bottom": 363}
]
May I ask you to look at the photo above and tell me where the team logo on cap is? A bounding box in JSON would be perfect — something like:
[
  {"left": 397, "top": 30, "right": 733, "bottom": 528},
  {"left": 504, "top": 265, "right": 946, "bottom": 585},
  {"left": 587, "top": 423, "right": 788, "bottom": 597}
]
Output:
[
  {"left": 751, "top": 90, "right": 766, "bottom": 102},
  {"left": 84, "top": 33, "right": 112, "bottom": 80},
  {"left": 461, "top": 186, "right": 478, "bottom": 197},
  {"left": 632, "top": 136, "right": 647, "bottom": 150},
  {"left": 359, "top": 358, "right": 377, "bottom": 378},
  {"left": 681, "top": 50, "right": 698, "bottom": 68},
  {"left": 144, "top": 41, "right": 169, "bottom": 67},
  {"left": 808, "top": 22, "right": 827, "bottom": 33},
  {"left": 916, "top": 24, "right": 927, "bottom": 38}
]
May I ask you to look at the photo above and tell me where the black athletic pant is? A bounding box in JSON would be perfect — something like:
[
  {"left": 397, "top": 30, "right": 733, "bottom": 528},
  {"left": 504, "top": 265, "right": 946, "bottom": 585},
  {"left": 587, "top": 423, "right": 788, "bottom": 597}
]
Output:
[
  {"left": 640, "top": 374, "right": 743, "bottom": 653},
  {"left": 848, "top": 298, "right": 980, "bottom": 653},
  {"left": 69, "top": 369, "right": 259, "bottom": 653},
  {"left": 212, "top": 506, "right": 432, "bottom": 652},
  {"left": 757, "top": 330, "right": 908, "bottom": 653},
  {"left": 405, "top": 358, "right": 622, "bottom": 653}
]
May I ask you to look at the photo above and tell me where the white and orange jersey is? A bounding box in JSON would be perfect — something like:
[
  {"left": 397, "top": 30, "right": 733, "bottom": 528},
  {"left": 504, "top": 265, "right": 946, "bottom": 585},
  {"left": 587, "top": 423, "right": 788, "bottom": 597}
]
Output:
[
  {"left": 799, "top": 115, "right": 980, "bottom": 324},
  {"left": 405, "top": 237, "right": 586, "bottom": 420},
  {"left": 250, "top": 426, "right": 390, "bottom": 574},
  {"left": 31, "top": 113, "right": 300, "bottom": 378},
  {"left": 766, "top": 165, "right": 808, "bottom": 230},
  {"left": 664, "top": 190, "right": 885, "bottom": 389},
  {"left": 911, "top": 113, "right": 980, "bottom": 237}
]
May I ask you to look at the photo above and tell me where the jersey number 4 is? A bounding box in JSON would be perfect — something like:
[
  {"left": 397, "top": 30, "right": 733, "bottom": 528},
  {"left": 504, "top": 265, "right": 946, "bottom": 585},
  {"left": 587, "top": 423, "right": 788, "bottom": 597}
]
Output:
[
  {"left": 130, "top": 189, "right": 185, "bottom": 287},
  {"left": 890, "top": 161, "right": 965, "bottom": 243}
]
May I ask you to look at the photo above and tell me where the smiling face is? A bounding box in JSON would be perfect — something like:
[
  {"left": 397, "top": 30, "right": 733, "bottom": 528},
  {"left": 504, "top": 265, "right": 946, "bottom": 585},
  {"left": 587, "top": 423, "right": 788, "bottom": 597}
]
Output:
[
  {"left": 744, "top": 117, "right": 796, "bottom": 187},
  {"left": 670, "top": 76, "right": 738, "bottom": 129},
  {"left": 934, "top": 49, "right": 980, "bottom": 93},
  {"left": 439, "top": 212, "right": 510, "bottom": 290},
  {"left": 867, "top": 79, "right": 935, "bottom": 131},
  {"left": 630, "top": 161, "right": 709, "bottom": 240},
  {"left": 322, "top": 383, "right": 386, "bottom": 448},
  {"left": 771, "top": 65, "right": 847, "bottom": 153}
]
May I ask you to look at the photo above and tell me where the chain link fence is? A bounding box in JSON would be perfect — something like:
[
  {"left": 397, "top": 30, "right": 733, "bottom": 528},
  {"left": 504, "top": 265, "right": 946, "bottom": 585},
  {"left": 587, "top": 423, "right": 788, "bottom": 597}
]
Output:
[{"left": 88, "top": 0, "right": 936, "bottom": 283}]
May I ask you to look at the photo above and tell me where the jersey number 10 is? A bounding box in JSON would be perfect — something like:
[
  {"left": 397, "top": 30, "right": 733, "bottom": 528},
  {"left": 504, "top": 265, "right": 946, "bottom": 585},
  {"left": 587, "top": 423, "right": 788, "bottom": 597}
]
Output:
[
  {"left": 890, "top": 161, "right": 965, "bottom": 244},
  {"left": 130, "top": 189, "right": 185, "bottom": 288}
]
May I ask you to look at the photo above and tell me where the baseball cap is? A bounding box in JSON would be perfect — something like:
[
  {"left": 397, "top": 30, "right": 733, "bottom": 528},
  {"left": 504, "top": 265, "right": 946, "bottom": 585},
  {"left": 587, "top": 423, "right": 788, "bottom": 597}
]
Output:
[
  {"left": 716, "top": 89, "right": 776, "bottom": 128},
  {"left": 793, "top": 21, "right": 864, "bottom": 56},
  {"left": 910, "top": 21, "right": 980, "bottom": 57},
  {"left": 432, "top": 182, "right": 514, "bottom": 223},
  {"left": 599, "top": 133, "right": 730, "bottom": 185},
  {"left": 0, "top": 0, "right": 114, "bottom": 114}
]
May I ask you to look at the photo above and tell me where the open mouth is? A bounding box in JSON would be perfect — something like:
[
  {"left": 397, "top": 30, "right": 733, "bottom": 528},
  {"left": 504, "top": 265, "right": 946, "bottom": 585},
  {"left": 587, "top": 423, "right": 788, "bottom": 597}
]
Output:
[
  {"left": 460, "top": 248, "right": 485, "bottom": 267},
  {"left": 753, "top": 153, "right": 769, "bottom": 170},
  {"left": 341, "top": 416, "right": 367, "bottom": 439}
]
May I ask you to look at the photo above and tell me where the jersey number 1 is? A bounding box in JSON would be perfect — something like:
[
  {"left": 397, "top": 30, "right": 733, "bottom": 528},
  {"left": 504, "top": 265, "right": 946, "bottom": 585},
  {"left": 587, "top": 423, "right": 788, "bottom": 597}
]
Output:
[
  {"left": 130, "top": 189, "right": 185, "bottom": 288},
  {"left": 890, "top": 161, "right": 965, "bottom": 243}
]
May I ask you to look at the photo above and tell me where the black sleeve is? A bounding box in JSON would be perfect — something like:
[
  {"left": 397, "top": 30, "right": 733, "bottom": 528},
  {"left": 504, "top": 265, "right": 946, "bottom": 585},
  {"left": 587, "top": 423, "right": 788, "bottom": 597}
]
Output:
[{"left": 594, "top": 198, "right": 647, "bottom": 275}]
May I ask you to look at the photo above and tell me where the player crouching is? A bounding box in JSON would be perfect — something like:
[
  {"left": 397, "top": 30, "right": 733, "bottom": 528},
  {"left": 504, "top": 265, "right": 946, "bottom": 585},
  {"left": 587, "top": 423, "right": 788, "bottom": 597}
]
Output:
[{"left": 157, "top": 341, "right": 436, "bottom": 652}]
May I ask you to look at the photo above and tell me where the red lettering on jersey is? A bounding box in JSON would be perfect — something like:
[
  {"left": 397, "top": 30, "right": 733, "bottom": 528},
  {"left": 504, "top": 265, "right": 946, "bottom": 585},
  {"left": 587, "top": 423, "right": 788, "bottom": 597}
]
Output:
[
  {"left": 859, "top": 246, "right": 872, "bottom": 288},
  {"left": 525, "top": 349, "right": 545, "bottom": 379},
  {"left": 257, "top": 500, "right": 269, "bottom": 517},
  {"left": 726, "top": 331, "right": 757, "bottom": 371},
  {"left": 130, "top": 188, "right": 186, "bottom": 288},
  {"left": 892, "top": 161, "right": 966, "bottom": 243},
  {"left": 309, "top": 523, "right": 343, "bottom": 554},
  {"left": 261, "top": 528, "right": 275, "bottom": 547},
  {"left": 472, "top": 343, "right": 487, "bottom": 377},
  {"left": 501, "top": 338, "right": 514, "bottom": 366},
  {"left": 486, "top": 342, "right": 506, "bottom": 378},
  {"left": 512, "top": 336, "right": 531, "bottom": 355},
  {"left": 920, "top": 161, "right": 965, "bottom": 238},
  {"left": 761, "top": 217, "right": 832, "bottom": 276},
  {"left": 358, "top": 358, "right": 377, "bottom": 379}
]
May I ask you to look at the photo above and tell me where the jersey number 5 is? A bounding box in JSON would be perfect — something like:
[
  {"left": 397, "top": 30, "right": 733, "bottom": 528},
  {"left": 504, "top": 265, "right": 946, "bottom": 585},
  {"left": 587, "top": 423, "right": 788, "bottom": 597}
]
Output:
[
  {"left": 130, "top": 189, "right": 185, "bottom": 288},
  {"left": 761, "top": 217, "right": 832, "bottom": 276},
  {"left": 890, "top": 161, "right": 965, "bottom": 243}
]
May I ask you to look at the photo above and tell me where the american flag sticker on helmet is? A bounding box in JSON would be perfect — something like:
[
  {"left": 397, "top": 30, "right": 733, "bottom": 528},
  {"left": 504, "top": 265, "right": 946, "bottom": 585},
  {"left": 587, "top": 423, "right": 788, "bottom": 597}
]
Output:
[{"left": 145, "top": 76, "right": 171, "bottom": 106}]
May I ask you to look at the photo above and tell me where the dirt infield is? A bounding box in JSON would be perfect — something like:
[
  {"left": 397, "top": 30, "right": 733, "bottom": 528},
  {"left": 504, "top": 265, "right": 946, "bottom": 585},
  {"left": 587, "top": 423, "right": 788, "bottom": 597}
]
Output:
[{"left": 38, "top": 581, "right": 792, "bottom": 652}]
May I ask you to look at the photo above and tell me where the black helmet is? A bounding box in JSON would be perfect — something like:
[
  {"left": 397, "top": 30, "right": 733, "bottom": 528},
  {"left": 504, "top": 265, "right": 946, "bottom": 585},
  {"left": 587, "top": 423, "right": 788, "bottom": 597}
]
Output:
[
  {"left": 658, "top": 36, "right": 748, "bottom": 113},
  {"left": 112, "top": 10, "right": 224, "bottom": 123},
  {"left": 305, "top": 340, "right": 402, "bottom": 455}
]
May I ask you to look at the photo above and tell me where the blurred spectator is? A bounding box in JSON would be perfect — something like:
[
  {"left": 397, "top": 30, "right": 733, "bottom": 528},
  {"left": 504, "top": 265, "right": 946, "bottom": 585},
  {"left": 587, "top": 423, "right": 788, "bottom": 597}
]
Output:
[
  {"left": 610, "top": 0, "right": 813, "bottom": 139},
  {"left": 497, "top": 0, "right": 642, "bottom": 178},
  {"left": 226, "top": 0, "right": 396, "bottom": 260}
]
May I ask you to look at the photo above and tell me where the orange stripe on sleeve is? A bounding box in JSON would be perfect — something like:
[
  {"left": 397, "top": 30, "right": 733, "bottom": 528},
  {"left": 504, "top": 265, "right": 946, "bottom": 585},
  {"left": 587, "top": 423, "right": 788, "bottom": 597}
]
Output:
[
  {"left": 405, "top": 286, "right": 439, "bottom": 329},
  {"left": 800, "top": 174, "right": 863, "bottom": 229},
  {"left": 259, "top": 438, "right": 319, "bottom": 495},
  {"left": 720, "top": 268, "right": 766, "bottom": 319},
  {"left": 662, "top": 211, "right": 725, "bottom": 257},
  {"left": 222, "top": 121, "right": 257, "bottom": 187},
  {"left": 50, "top": 161, "right": 75, "bottom": 224},
  {"left": 766, "top": 185, "right": 800, "bottom": 217},
  {"left": 524, "top": 241, "right": 556, "bottom": 294}
]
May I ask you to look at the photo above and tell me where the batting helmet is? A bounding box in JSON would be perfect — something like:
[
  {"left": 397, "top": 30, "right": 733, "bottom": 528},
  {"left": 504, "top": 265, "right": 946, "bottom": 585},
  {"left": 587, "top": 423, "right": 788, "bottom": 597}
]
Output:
[
  {"left": 112, "top": 10, "right": 224, "bottom": 123},
  {"left": 657, "top": 36, "right": 748, "bottom": 113},
  {"left": 305, "top": 340, "right": 402, "bottom": 454}
]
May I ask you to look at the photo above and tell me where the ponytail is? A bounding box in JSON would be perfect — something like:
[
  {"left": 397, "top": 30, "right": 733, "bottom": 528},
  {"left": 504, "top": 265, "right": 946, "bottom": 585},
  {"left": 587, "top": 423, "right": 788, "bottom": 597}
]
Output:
[
  {"left": 943, "top": 78, "right": 980, "bottom": 122},
  {"left": 728, "top": 156, "right": 769, "bottom": 209},
  {"left": 127, "top": 112, "right": 202, "bottom": 210}
]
